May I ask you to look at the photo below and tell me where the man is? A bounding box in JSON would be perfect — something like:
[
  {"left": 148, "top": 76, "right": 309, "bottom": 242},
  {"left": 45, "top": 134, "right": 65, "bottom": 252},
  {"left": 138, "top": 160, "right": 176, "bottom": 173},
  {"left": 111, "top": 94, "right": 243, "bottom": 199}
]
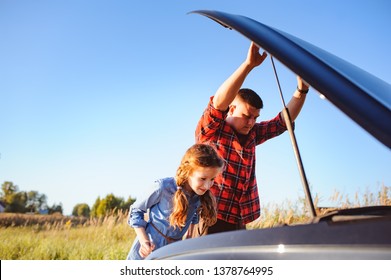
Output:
[{"left": 195, "top": 42, "right": 309, "bottom": 233}]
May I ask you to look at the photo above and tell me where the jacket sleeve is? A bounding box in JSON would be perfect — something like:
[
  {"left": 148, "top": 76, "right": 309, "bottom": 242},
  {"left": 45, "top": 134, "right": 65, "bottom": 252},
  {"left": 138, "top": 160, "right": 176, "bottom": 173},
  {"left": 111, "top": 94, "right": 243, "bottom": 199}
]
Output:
[{"left": 127, "top": 181, "right": 162, "bottom": 228}]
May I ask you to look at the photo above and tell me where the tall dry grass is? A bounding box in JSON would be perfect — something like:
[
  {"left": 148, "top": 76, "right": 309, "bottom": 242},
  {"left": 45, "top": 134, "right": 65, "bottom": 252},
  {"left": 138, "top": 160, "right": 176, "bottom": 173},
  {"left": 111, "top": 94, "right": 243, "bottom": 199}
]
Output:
[
  {"left": 1, "top": 185, "right": 390, "bottom": 259},
  {"left": 0, "top": 210, "right": 135, "bottom": 260},
  {"left": 248, "top": 184, "right": 391, "bottom": 229},
  {"left": 329, "top": 184, "right": 391, "bottom": 207}
]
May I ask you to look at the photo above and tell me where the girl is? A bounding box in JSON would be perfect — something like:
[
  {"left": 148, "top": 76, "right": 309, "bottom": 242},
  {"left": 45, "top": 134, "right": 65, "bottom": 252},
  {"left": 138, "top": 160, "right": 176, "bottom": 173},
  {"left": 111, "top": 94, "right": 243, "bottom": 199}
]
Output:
[{"left": 126, "top": 143, "right": 225, "bottom": 260}]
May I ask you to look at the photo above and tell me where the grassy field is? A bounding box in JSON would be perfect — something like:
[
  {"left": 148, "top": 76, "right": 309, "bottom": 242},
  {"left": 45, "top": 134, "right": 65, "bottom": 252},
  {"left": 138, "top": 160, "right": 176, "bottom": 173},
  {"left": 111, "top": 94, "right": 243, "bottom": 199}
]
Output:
[
  {"left": 0, "top": 211, "right": 134, "bottom": 260},
  {"left": 1, "top": 186, "right": 389, "bottom": 260}
]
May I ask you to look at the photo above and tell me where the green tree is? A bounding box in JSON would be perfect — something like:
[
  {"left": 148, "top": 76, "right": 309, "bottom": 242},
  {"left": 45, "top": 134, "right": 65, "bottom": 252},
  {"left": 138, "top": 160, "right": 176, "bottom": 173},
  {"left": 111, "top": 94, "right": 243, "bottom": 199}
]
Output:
[
  {"left": 1, "top": 181, "right": 52, "bottom": 214},
  {"left": 26, "top": 191, "right": 48, "bottom": 213},
  {"left": 96, "top": 198, "right": 109, "bottom": 217},
  {"left": 90, "top": 197, "right": 101, "bottom": 217},
  {"left": 90, "top": 194, "right": 135, "bottom": 217},
  {"left": 72, "top": 203, "right": 90, "bottom": 217},
  {"left": 1, "top": 181, "right": 18, "bottom": 198},
  {"left": 1, "top": 182, "right": 27, "bottom": 213},
  {"left": 8, "top": 191, "right": 28, "bottom": 213},
  {"left": 48, "top": 203, "right": 63, "bottom": 215},
  {"left": 122, "top": 196, "right": 136, "bottom": 211}
]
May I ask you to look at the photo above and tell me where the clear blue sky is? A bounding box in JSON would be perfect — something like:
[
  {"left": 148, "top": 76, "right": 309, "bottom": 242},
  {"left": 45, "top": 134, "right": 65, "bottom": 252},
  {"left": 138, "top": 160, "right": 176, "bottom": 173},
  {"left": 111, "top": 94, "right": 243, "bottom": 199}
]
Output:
[{"left": 1, "top": 0, "right": 390, "bottom": 215}]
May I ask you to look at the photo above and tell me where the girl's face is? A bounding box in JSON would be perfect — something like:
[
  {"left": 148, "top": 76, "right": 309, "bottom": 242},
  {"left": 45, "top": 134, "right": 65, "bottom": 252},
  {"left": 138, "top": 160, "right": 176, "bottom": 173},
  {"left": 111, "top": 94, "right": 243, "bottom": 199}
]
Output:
[{"left": 186, "top": 166, "right": 221, "bottom": 196}]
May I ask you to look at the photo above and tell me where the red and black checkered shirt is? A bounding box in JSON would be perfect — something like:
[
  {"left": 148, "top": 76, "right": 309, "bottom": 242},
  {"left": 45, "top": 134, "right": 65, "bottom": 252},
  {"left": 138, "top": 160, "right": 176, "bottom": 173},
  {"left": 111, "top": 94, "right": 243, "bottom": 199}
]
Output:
[{"left": 195, "top": 97, "right": 288, "bottom": 225}]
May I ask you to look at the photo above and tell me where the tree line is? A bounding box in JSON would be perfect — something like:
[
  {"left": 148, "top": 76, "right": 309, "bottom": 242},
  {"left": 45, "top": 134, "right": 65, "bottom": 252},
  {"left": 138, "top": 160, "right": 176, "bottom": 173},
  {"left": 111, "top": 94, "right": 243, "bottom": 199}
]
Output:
[
  {"left": 0, "top": 181, "right": 62, "bottom": 214},
  {"left": 73, "top": 194, "right": 135, "bottom": 218},
  {"left": 0, "top": 181, "right": 135, "bottom": 218}
]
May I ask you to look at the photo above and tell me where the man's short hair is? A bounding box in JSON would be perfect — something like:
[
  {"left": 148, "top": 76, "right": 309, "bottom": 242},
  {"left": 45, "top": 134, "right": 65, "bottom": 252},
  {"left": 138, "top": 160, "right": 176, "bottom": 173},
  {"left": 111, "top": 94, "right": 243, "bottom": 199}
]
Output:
[{"left": 238, "top": 88, "right": 263, "bottom": 109}]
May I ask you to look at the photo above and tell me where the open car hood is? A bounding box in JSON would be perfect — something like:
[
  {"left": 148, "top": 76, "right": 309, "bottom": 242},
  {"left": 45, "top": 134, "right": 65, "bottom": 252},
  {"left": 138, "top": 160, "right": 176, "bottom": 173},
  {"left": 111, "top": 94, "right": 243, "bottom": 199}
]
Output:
[
  {"left": 190, "top": 10, "right": 391, "bottom": 149},
  {"left": 146, "top": 10, "right": 391, "bottom": 260}
]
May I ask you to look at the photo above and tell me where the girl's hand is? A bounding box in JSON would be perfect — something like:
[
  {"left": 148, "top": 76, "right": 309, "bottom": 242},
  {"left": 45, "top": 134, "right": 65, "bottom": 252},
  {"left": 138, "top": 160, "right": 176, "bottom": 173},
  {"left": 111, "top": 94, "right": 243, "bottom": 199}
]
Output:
[{"left": 139, "top": 240, "right": 155, "bottom": 258}]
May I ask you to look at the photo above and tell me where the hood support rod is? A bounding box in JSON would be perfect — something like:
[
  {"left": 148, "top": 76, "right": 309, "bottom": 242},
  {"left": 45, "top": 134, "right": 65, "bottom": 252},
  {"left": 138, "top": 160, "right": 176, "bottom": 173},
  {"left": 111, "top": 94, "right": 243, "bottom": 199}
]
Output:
[{"left": 270, "top": 55, "right": 317, "bottom": 218}]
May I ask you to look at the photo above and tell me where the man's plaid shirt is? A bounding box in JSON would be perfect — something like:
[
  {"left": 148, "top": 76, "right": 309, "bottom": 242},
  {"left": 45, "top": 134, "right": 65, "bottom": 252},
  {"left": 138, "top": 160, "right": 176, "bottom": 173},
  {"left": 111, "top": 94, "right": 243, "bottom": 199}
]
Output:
[{"left": 195, "top": 97, "right": 288, "bottom": 224}]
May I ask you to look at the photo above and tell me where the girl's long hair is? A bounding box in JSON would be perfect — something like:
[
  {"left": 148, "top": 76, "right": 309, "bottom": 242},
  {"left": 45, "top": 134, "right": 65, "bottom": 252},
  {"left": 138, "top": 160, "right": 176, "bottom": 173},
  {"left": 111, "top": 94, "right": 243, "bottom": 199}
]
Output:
[{"left": 169, "top": 143, "right": 224, "bottom": 229}]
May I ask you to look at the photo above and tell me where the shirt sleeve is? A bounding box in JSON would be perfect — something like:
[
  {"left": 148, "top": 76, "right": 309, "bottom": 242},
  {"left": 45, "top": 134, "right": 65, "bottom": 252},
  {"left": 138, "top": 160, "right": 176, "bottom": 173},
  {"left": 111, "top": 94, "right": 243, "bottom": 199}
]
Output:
[
  {"left": 195, "top": 96, "right": 228, "bottom": 141},
  {"left": 127, "top": 181, "right": 162, "bottom": 228},
  {"left": 255, "top": 112, "right": 291, "bottom": 145}
]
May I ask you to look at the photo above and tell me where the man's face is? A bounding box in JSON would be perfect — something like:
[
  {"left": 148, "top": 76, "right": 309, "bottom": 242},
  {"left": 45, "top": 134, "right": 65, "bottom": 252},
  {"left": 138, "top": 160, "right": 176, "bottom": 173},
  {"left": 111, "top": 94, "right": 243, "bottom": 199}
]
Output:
[{"left": 227, "top": 101, "right": 260, "bottom": 135}]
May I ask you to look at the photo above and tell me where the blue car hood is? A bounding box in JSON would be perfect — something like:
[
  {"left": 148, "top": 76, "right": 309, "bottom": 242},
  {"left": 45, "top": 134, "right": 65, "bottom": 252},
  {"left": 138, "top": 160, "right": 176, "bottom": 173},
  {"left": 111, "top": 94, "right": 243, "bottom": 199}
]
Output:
[{"left": 191, "top": 10, "right": 391, "bottom": 149}]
